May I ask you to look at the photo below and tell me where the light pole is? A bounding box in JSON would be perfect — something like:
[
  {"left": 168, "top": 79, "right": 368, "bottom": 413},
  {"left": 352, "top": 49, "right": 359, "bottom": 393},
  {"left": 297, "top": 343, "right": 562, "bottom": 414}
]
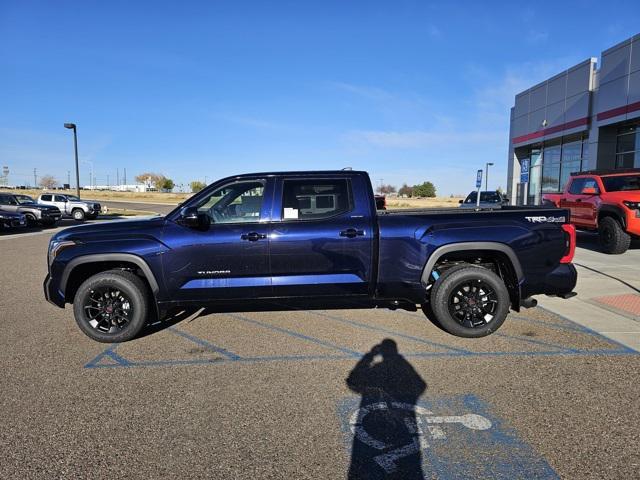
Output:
[
  {"left": 485, "top": 162, "right": 494, "bottom": 191},
  {"left": 64, "top": 123, "right": 81, "bottom": 198}
]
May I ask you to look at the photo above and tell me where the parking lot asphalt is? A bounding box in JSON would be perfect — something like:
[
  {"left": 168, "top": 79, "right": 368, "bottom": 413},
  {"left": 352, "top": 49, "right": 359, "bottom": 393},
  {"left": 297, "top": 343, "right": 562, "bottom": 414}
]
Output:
[{"left": 1, "top": 225, "right": 640, "bottom": 479}]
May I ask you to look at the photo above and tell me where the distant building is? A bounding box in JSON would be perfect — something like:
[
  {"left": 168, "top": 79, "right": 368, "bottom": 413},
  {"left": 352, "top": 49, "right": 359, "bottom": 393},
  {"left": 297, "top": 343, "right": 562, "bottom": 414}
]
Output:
[
  {"left": 83, "top": 184, "right": 156, "bottom": 192},
  {"left": 507, "top": 33, "right": 640, "bottom": 204}
]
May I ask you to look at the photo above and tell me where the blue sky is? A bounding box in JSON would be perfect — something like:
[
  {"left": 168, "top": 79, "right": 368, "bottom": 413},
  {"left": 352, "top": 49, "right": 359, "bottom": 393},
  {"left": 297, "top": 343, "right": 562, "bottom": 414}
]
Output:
[{"left": 1, "top": 1, "right": 639, "bottom": 194}]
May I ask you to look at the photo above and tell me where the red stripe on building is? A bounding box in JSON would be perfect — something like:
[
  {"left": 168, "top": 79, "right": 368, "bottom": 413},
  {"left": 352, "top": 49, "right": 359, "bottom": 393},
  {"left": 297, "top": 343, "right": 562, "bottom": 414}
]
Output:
[
  {"left": 512, "top": 117, "right": 589, "bottom": 145},
  {"left": 596, "top": 101, "right": 640, "bottom": 121}
]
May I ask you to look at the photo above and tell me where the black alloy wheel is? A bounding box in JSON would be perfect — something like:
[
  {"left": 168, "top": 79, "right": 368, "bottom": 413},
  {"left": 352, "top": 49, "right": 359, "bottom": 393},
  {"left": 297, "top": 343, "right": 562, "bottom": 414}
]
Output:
[
  {"left": 83, "top": 286, "right": 133, "bottom": 334},
  {"left": 73, "top": 270, "right": 149, "bottom": 343},
  {"left": 447, "top": 279, "right": 498, "bottom": 328},
  {"left": 426, "top": 265, "right": 510, "bottom": 338}
]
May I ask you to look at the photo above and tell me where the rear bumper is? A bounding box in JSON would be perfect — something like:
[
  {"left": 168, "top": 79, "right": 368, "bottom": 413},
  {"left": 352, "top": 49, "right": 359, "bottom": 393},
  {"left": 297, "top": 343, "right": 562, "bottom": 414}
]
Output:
[
  {"left": 543, "top": 263, "right": 578, "bottom": 297},
  {"left": 43, "top": 274, "right": 65, "bottom": 308}
]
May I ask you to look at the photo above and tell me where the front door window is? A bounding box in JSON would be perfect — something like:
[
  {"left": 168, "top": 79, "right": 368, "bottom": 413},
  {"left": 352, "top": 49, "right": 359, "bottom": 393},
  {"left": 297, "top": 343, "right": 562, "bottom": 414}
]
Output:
[{"left": 195, "top": 181, "right": 265, "bottom": 224}]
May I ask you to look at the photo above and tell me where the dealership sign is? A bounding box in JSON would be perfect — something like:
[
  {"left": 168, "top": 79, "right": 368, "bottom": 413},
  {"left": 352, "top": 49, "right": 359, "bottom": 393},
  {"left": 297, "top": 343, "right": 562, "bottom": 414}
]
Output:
[{"left": 520, "top": 159, "right": 530, "bottom": 183}]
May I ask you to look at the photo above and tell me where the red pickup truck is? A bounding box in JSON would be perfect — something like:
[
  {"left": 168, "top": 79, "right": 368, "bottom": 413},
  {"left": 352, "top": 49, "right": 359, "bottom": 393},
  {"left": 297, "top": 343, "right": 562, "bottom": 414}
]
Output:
[{"left": 543, "top": 169, "right": 640, "bottom": 254}]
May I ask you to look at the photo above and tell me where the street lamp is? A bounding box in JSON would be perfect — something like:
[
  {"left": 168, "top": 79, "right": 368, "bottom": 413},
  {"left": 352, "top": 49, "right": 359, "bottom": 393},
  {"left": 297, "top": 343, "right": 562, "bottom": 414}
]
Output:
[
  {"left": 485, "top": 162, "right": 494, "bottom": 191},
  {"left": 64, "top": 123, "right": 81, "bottom": 198}
]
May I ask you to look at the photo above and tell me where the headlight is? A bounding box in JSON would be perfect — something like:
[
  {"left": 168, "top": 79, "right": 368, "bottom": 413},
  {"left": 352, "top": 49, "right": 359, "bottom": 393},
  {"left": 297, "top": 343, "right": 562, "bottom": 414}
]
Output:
[
  {"left": 48, "top": 240, "right": 76, "bottom": 267},
  {"left": 622, "top": 201, "right": 640, "bottom": 210}
]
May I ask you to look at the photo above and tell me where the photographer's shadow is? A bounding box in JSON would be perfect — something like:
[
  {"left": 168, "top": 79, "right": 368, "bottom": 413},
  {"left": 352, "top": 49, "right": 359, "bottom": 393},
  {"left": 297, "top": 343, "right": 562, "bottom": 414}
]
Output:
[{"left": 346, "top": 339, "right": 427, "bottom": 480}]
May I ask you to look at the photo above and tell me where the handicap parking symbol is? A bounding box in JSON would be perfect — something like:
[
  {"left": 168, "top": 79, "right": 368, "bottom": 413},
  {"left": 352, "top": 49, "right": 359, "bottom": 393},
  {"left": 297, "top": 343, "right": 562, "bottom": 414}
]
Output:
[{"left": 337, "top": 394, "right": 559, "bottom": 479}]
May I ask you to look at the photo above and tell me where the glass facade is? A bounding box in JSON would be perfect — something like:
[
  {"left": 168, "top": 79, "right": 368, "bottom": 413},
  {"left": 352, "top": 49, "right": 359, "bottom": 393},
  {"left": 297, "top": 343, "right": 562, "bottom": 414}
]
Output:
[
  {"left": 521, "top": 134, "right": 588, "bottom": 205},
  {"left": 616, "top": 123, "right": 640, "bottom": 168}
]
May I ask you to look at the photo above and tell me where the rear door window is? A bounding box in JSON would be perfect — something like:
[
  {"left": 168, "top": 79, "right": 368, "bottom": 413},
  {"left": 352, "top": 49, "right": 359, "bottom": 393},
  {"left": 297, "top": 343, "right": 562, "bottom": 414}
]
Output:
[
  {"left": 281, "top": 179, "right": 352, "bottom": 221},
  {"left": 40, "top": 195, "right": 52, "bottom": 201}
]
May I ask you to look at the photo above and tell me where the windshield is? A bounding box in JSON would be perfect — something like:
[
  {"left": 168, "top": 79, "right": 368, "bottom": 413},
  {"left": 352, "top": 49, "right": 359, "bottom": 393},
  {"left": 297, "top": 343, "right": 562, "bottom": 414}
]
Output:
[
  {"left": 464, "top": 191, "right": 503, "bottom": 203},
  {"left": 602, "top": 175, "right": 640, "bottom": 192},
  {"left": 15, "top": 195, "right": 36, "bottom": 204}
]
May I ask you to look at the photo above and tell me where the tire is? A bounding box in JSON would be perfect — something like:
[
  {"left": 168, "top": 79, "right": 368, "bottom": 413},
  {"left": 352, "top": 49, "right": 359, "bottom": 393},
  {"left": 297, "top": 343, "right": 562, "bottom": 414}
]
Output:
[
  {"left": 598, "top": 216, "right": 630, "bottom": 254},
  {"left": 73, "top": 270, "right": 150, "bottom": 343},
  {"left": 72, "top": 208, "right": 86, "bottom": 221},
  {"left": 24, "top": 213, "right": 37, "bottom": 226},
  {"left": 421, "top": 264, "right": 471, "bottom": 329},
  {"left": 427, "top": 265, "right": 510, "bottom": 338}
]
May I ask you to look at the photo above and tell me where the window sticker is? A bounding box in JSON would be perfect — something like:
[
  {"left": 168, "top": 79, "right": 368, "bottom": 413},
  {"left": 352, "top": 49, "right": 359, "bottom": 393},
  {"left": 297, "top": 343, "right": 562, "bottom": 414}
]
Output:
[{"left": 283, "top": 208, "right": 299, "bottom": 219}]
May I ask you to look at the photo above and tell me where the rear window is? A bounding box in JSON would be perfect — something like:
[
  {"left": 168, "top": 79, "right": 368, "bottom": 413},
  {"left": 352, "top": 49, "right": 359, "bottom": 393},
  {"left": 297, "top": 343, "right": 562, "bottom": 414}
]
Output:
[
  {"left": 464, "top": 192, "right": 502, "bottom": 203},
  {"left": 601, "top": 175, "right": 640, "bottom": 192}
]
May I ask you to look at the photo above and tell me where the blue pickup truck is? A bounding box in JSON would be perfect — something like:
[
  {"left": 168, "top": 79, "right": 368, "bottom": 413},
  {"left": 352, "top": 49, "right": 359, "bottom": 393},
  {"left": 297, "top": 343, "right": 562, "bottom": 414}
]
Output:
[{"left": 44, "top": 170, "right": 577, "bottom": 343}]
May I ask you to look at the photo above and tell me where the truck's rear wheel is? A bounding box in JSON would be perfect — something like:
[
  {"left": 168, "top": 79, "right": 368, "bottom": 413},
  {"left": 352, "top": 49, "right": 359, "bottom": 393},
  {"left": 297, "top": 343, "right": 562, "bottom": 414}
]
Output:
[
  {"left": 73, "top": 270, "right": 149, "bottom": 343},
  {"left": 598, "top": 216, "right": 630, "bottom": 254},
  {"left": 427, "top": 265, "right": 509, "bottom": 338},
  {"left": 72, "top": 208, "right": 85, "bottom": 221}
]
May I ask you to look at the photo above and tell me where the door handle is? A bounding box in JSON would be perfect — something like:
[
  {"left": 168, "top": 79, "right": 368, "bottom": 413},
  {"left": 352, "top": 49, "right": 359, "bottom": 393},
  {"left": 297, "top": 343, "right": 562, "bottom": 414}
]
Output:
[
  {"left": 241, "top": 232, "right": 267, "bottom": 241},
  {"left": 339, "top": 228, "right": 365, "bottom": 238},
  {"left": 575, "top": 199, "right": 582, "bottom": 203}
]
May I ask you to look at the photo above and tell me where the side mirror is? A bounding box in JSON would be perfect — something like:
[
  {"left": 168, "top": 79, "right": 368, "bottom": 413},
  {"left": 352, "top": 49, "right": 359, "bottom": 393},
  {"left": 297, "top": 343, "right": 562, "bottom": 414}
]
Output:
[
  {"left": 581, "top": 187, "right": 597, "bottom": 195},
  {"left": 179, "top": 206, "right": 210, "bottom": 230},
  {"left": 458, "top": 199, "right": 464, "bottom": 204}
]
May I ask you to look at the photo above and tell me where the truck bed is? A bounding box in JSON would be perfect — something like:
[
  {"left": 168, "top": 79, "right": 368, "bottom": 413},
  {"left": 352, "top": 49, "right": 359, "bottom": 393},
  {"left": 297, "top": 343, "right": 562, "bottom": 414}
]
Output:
[{"left": 377, "top": 205, "right": 562, "bottom": 216}]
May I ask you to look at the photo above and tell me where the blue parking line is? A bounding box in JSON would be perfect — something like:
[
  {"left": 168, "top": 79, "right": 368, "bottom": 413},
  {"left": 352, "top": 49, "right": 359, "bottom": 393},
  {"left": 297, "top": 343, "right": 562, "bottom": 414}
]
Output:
[
  {"left": 536, "top": 306, "right": 639, "bottom": 354},
  {"left": 168, "top": 326, "right": 241, "bottom": 360},
  {"left": 510, "top": 314, "right": 587, "bottom": 334},
  {"left": 85, "top": 343, "right": 636, "bottom": 369},
  {"left": 226, "top": 313, "right": 361, "bottom": 357},
  {"left": 84, "top": 344, "right": 130, "bottom": 368},
  {"left": 494, "top": 332, "right": 579, "bottom": 353},
  {"left": 309, "top": 310, "right": 473, "bottom": 354}
]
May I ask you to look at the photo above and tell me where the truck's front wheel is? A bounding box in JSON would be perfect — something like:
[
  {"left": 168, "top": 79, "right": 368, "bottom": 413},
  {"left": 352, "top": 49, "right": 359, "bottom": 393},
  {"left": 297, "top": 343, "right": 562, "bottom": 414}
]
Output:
[
  {"left": 72, "top": 208, "right": 85, "bottom": 221},
  {"left": 73, "top": 270, "right": 150, "bottom": 343},
  {"left": 426, "top": 266, "right": 510, "bottom": 338},
  {"left": 598, "top": 216, "right": 630, "bottom": 254}
]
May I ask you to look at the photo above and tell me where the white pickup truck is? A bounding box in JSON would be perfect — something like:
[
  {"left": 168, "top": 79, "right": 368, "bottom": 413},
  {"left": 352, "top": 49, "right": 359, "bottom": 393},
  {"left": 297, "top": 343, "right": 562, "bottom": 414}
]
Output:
[{"left": 37, "top": 193, "right": 102, "bottom": 221}]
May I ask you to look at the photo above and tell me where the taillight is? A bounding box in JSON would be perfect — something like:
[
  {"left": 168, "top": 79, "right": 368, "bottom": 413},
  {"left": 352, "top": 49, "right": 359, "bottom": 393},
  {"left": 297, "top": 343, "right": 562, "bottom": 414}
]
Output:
[{"left": 560, "top": 223, "right": 576, "bottom": 264}]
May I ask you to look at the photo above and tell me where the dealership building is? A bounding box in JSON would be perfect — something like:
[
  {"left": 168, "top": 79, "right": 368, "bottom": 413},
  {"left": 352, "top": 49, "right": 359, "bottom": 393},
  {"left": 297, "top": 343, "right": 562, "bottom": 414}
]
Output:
[{"left": 507, "top": 33, "right": 640, "bottom": 205}]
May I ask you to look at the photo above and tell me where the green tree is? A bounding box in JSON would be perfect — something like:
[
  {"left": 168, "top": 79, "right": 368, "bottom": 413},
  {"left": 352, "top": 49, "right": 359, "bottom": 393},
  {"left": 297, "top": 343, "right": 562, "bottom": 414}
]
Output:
[
  {"left": 190, "top": 181, "right": 206, "bottom": 193},
  {"left": 161, "top": 178, "right": 175, "bottom": 191},
  {"left": 412, "top": 181, "right": 437, "bottom": 198}
]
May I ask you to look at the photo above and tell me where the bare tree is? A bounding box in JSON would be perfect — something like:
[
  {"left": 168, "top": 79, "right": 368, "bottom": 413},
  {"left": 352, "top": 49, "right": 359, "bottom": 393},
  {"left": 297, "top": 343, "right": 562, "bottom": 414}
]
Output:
[
  {"left": 39, "top": 175, "right": 58, "bottom": 189},
  {"left": 135, "top": 172, "right": 166, "bottom": 189},
  {"left": 377, "top": 183, "right": 397, "bottom": 194}
]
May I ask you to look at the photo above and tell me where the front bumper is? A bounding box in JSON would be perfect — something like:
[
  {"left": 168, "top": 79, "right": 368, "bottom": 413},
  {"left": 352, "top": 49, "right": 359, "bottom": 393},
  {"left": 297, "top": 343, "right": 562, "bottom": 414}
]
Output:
[
  {"left": 41, "top": 212, "right": 62, "bottom": 222},
  {"left": 43, "top": 274, "right": 65, "bottom": 308},
  {"left": 1, "top": 217, "right": 27, "bottom": 228}
]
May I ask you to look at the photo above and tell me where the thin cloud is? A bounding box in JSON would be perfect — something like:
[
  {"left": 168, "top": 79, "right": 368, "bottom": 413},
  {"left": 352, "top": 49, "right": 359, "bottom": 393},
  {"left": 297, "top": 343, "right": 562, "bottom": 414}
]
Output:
[{"left": 346, "top": 129, "right": 503, "bottom": 149}]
